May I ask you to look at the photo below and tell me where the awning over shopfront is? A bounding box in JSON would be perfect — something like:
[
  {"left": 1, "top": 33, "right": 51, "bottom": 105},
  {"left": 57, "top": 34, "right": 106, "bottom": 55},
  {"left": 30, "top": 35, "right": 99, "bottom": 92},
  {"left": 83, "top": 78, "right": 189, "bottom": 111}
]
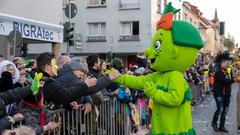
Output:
[{"left": 0, "top": 13, "right": 63, "bottom": 43}]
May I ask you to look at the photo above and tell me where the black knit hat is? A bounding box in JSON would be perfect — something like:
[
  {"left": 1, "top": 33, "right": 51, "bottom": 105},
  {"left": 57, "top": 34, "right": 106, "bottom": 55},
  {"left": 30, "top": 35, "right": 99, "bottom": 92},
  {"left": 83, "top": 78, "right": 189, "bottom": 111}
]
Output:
[{"left": 215, "top": 51, "right": 230, "bottom": 66}]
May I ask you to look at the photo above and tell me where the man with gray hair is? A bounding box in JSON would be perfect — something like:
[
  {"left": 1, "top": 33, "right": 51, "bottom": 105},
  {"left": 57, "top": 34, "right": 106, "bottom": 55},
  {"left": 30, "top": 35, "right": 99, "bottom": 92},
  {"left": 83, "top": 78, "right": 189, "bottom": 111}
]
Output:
[{"left": 57, "top": 55, "right": 71, "bottom": 68}]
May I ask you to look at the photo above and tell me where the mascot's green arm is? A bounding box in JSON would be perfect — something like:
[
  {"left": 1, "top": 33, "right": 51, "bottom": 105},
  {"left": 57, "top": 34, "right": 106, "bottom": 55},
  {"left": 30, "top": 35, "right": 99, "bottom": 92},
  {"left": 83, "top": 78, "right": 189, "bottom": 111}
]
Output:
[{"left": 114, "top": 72, "right": 157, "bottom": 90}]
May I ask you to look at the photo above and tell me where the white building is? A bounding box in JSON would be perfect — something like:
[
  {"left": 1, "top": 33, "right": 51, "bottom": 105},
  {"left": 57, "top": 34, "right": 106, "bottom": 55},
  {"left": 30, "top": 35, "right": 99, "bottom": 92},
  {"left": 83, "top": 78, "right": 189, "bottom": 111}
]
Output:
[
  {"left": 0, "top": 0, "right": 63, "bottom": 60},
  {"left": 64, "top": 0, "right": 176, "bottom": 64}
]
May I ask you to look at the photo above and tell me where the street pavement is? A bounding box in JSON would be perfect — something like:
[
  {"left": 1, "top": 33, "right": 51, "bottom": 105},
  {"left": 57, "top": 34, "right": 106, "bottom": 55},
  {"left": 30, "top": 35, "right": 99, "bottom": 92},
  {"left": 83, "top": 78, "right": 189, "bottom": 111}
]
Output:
[{"left": 192, "top": 83, "right": 240, "bottom": 135}]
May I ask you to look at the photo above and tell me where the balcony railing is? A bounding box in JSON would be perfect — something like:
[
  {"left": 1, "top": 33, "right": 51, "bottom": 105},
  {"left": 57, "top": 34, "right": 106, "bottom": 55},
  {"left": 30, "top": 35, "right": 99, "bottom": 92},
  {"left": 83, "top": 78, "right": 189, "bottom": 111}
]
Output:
[
  {"left": 87, "top": 36, "right": 106, "bottom": 42},
  {"left": 119, "top": 35, "right": 140, "bottom": 41},
  {"left": 119, "top": 0, "right": 140, "bottom": 10}
]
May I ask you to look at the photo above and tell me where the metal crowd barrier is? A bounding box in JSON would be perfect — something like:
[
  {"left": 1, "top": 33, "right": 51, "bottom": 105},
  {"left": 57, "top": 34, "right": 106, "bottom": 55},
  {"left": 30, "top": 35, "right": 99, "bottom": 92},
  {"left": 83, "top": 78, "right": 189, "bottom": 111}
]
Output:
[
  {"left": 188, "top": 82, "right": 202, "bottom": 105},
  {"left": 11, "top": 98, "right": 130, "bottom": 135},
  {"left": 10, "top": 84, "right": 203, "bottom": 134}
]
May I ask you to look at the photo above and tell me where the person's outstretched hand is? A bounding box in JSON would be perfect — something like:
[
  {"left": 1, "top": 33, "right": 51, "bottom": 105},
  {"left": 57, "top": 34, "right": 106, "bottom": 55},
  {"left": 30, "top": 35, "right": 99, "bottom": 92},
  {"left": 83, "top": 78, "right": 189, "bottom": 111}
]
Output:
[
  {"left": 81, "top": 102, "right": 92, "bottom": 115},
  {"left": 70, "top": 101, "right": 79, "bottom": 110},
  {"left": 31, "top": 72, "right": 43, "bottom": 95},
  {"left": 84, "top": 77, "right": 97, "bottom": 87},
  {"left": 108, "top": 70, "right": 121, "bottom": 80}
]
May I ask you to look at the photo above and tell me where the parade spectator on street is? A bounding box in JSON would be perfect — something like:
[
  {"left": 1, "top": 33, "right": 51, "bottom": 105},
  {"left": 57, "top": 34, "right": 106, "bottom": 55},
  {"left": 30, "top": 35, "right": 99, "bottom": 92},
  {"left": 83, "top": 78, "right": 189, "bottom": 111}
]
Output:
[
  {"left": 57, "top": 58, "right": 118, "bottom": 108},
  {"left": 236, "top": 70, "right": 240, "bottom": 132},
  {"left": 235, "top": 56, "right": 240, "bottom": 132},
  {"left": 15, "top": 95, "right": 57, "bottom": 134},
  {"left": 14, "top": 66, "right": 30, "bottom": 88},
  {"left": 13, "top": 57, "right": 23, "bottom": 68},
  {"left": 2, "top": 126, "right": 36, "bottom": 135},
  {"left": 86, "top": 55, "right": 105, "bottom": 104},
  {"left": 0, "top": 60, "right": 20, "bottom": 86},
  {"left": 26, "top": 59, "right": 37, "bottom": 79},
  {"left": 212, "top": 52, "right": 235, "bottom": 133},
  {"left": 57, "top": 55, "right": 70, "bottom": 68},
  {"left": 203, "top": 64, "right": 210, "bottom": 94},
  {"left": 36, "top": 52, "right": 96, "bottom": 106},
  {"left": 37, "top": 52, "right": 120, "bottom": 106},
  {"left": 0, "top": 83, "right": 41, "bottom": 133}
]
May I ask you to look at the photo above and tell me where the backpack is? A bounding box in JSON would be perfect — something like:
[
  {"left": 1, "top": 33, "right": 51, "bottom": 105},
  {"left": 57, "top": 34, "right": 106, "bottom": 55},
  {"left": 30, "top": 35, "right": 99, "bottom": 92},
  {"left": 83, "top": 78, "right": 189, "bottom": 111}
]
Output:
[{"left": 209, "top": 75, "right": 214, "bottom": 86}]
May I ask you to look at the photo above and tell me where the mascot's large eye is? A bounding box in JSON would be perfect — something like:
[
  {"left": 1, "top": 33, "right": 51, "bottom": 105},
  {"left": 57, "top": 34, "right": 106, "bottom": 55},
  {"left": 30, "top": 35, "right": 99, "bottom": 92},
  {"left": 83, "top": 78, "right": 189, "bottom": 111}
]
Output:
[{"left": 154, "top": 40, "right": 161, "bottom": 50}]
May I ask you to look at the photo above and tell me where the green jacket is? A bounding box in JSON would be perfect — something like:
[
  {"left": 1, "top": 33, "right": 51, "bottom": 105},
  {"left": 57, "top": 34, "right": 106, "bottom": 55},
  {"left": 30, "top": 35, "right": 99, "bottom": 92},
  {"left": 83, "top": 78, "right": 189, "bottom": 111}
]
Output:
[{"left": 115, "top": 71, "right": 196, "bottom": 135}]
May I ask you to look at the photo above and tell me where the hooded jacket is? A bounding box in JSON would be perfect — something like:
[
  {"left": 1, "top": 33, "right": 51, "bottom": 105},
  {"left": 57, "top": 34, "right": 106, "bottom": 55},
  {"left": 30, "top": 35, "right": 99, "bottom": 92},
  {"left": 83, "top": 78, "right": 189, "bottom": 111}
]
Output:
[{"left": 0, "top": 60, "right": 19, "bottom": 84}]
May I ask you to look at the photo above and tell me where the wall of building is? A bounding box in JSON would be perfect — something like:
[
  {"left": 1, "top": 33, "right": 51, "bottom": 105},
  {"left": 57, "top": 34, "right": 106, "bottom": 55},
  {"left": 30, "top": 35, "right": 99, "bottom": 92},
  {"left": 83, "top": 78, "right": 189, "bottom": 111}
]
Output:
[
  {"left": 65, "top": 0, "right": 152, "bottom": 55},
  {"left": 182, "top": 2, "right": 220, "bottom": 56},
  {"left": 182, "top": 4, "right": 199, "bottom": 28},
  {"left": 204, "top": 28, "right": 216, "bottom": 55},
  {"left": 0, "top": 0, "right": 63, "bottom": 58},
  {"left": 150, "top": 0, "right": 161, "bottom": 39},
  {"left": 0, "top": 0, "right": 63, "bottom": 25}
]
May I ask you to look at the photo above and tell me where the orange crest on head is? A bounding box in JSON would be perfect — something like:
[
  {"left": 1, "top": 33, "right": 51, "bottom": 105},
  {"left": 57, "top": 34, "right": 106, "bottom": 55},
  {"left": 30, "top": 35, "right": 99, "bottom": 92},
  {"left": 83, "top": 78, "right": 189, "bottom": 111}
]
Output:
[
  {"left": 156, "top": 2, "right": 180, "bottom": 30},
  {"left": 156, "top": 13, "right": 174, "bottom": 30}
]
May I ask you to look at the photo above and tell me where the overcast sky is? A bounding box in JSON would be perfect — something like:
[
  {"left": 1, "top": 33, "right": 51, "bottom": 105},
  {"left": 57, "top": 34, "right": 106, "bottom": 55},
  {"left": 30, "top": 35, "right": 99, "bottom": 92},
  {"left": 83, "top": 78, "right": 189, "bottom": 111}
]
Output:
[{"left": 184, "top": 0, "right": 239, "bottom": 44}]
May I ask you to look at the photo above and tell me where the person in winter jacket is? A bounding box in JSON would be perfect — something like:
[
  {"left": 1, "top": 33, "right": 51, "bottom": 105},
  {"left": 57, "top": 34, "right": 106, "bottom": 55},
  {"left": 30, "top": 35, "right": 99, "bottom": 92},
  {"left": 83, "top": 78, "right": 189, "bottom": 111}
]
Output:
[
  {"left": 212, "top": 52, "right": 235, "bottom": 133},
  {"left": 0, "top": 61, "right": 24, "bottom": 126},
  {"left": 14, "top": 66, "right": 31, "bottom": 88},
  {"left": 57, "top": 59, "right": 120, "bottom": 108},
  {"left": 57, "top": 56, "right": 93, "bottom": 112},
  {"left": 57, "top": 55, "right": 71, "bottom": 68},
  {"left": 36, "top": 52, "right": 120, "bottom": 106},
  {"left": 15, "top": 98, "right": 57, "bottom": 134},
  {"left": 0, "top": 60, "right": 20, "bottom": 91},
  {"left": 0, "top": 81, "right": 41, "bottom": 133}
]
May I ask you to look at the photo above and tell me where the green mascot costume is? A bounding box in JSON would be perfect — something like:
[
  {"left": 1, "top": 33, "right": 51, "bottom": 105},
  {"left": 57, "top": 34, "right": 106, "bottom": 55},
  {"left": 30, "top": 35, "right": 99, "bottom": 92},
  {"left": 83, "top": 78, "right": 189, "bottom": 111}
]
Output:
[{"left": 114, "top": 2, "right": 204, "bottom": 135}]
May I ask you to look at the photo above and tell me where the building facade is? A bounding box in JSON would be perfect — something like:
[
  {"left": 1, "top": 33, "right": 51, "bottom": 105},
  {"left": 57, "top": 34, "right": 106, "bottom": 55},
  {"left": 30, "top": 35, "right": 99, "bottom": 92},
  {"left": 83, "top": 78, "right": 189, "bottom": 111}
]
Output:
[
  {"left": 60, "top": 0, "right": 171, "bottom": 64},
  {"left": 182, "top": 1, "right": 223, "bottom": 57},
  {"left": 0, "top": 0, "right": 63, "bottom": 60}
]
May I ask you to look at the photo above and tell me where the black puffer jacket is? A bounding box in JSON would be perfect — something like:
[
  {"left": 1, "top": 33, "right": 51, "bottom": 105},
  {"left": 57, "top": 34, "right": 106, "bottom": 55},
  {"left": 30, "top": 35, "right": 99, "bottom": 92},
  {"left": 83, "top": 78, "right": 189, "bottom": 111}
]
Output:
[
  {"left": 56, "top": 64, "right": 113, "bottom": 107},
  {"left": 57, "top": 64, "right": 92, "bottom": 109},
  {"left": 41, "top": 64, "right": 112, "bottom": 106}
]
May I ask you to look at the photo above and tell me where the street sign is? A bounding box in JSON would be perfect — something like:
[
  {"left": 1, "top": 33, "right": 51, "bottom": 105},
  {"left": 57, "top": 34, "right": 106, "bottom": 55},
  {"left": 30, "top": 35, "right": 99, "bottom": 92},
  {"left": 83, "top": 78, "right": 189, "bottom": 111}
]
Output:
[{"left": 65, "top": 3, "right": 77, "bottom": 18}]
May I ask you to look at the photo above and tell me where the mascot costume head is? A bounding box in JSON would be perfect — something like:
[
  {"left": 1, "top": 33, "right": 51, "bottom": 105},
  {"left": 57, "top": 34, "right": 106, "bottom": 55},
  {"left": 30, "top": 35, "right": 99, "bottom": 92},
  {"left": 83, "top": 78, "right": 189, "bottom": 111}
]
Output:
[{"left": 145, "top": 2, "right": 204, "bottom": 73}]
